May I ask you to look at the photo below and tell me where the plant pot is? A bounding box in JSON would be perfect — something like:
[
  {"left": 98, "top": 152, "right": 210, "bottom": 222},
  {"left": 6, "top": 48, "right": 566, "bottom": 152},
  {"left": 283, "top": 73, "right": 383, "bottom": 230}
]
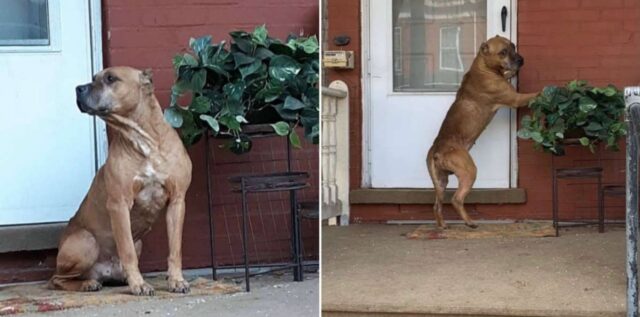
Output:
[
  {"left": 562, "top": 128, "right": 586, "bottom": 145},
  {"left": 245, "top": 105, "right": 282, "bottom": 125}
]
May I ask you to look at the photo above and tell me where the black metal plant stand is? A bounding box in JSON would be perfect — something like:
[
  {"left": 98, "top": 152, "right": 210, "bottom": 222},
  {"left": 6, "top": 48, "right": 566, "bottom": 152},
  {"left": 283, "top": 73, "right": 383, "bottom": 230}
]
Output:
[
  {"left": 551, "top": 139, "right": 604, "bottom": 237},
  {"left": 203, "top": 125, "right": 310, "bottom": 292}
]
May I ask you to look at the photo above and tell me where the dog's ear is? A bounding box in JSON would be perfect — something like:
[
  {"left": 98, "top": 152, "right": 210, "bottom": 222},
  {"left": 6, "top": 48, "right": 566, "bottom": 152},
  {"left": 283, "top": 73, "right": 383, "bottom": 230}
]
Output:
[
  {"left": 140, "top": 68, "right": 154, "bottom": 94},
  {"left": 480, "top": 42, "right": 489, "bottom": 55}
]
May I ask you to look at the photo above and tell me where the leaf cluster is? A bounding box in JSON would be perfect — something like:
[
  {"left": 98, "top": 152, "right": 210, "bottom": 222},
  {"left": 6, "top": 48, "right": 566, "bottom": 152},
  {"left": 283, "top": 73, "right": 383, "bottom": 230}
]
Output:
[
  {"left": 164, "top": 25, "right": 319, "bottom": 153},
  {"left": 517, "top": 80, "right": 626, "bottom": 155}
]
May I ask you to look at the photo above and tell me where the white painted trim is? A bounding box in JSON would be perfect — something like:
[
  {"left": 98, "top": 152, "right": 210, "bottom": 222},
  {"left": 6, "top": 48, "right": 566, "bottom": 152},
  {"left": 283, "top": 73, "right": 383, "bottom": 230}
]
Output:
[
  {"left": 89, "top": 0, "right": 108, "bottom": 171},
  {"left": 510, "top": 0, "right": 519, "bottom": 188},
  {"left": 361, "top": 0, "right": 372, "bottom": 187}
]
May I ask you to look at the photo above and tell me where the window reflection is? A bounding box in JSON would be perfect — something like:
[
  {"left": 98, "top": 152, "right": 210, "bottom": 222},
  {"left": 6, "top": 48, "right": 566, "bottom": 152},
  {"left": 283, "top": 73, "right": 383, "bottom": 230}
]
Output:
[
  {"left": 392, "top": 0, "right": 486, "bottom": 92},
  {"left": 0, "top": 0, "right": 49, "bottom": 46}
]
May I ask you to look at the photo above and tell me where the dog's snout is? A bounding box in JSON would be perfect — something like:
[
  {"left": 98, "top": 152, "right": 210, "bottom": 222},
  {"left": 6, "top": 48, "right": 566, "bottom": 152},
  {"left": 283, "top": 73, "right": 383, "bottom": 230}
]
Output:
[
  {"left": 515, "top": 54, "right": 524, "bottom": 67},
  {"left": 76, "top": 84, "right": 90, "bottom": 95},
  {"left": 76, "top": 84, "right": 94, "bottom": 114}
]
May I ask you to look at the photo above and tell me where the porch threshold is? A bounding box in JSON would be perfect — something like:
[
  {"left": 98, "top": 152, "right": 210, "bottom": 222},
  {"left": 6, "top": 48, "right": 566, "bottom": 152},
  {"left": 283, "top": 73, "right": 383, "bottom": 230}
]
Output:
[
  {"left": 0, "top": 222, "right": 66, "bottom": 253},
  {"left": 350, "top": 188, "right": 526, "bottom": 204}
]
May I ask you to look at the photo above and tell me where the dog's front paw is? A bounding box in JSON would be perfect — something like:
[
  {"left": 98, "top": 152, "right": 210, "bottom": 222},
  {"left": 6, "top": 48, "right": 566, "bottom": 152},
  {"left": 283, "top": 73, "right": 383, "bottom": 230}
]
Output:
[
  {"left": 130, "top": 281, "right": 155, "bottom": 296},
  {"left": 168, "top": 279, "right": 190, "bottom": 294},
  {"left": 80, "top": 280, "right": 102, "bottom": 292},
  {"left": 466, "top": 222, "right": 479, "bottom": 229}
]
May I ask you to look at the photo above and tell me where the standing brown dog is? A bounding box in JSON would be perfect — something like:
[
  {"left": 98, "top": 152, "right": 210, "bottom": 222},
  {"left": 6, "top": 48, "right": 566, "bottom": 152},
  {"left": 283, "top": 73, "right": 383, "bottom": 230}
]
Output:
[
  {"left": 427, "top": 36, "right": 538, "bottom": 229},
  {"left": 48, "top": 67, "right": 192, "bottom": 295}
]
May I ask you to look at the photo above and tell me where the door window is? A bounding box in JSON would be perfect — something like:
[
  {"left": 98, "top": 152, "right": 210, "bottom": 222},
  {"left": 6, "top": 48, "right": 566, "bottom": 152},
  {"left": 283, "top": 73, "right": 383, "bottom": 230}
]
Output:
[
  {"left": 0, "top": 0, "right": 49, "bottom": 46},
  {"left": 392, "top": 0, "right": 487, "bottom": 92}
]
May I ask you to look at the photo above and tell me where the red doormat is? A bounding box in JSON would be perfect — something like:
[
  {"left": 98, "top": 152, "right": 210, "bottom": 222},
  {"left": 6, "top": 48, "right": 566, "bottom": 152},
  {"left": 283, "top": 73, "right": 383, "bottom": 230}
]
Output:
[
  {"left": 406, "top": 222, "right": 556, "bottom": 240},
  {"left": 0, "top": 276, "right": 240, "bottom": 315}
]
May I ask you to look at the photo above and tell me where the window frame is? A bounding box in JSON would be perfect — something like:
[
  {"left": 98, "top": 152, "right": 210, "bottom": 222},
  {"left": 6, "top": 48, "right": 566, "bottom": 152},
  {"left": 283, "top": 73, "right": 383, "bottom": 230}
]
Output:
[{"left": 0, "top": 0, "right": 61, "bottom": 53}]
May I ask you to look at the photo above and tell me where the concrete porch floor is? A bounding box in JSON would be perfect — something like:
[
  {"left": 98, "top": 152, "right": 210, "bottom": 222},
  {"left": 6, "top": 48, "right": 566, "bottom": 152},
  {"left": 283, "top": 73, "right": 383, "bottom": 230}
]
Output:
[{"left": 322, "top": 224, "right": 628, "bottom": 317}]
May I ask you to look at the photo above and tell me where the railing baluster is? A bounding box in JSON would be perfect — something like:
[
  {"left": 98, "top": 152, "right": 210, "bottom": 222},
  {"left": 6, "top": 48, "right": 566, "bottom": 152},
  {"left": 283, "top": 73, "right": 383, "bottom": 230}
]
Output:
[{"left": 321, "top": 82, "right": 349, "bottom": 224}]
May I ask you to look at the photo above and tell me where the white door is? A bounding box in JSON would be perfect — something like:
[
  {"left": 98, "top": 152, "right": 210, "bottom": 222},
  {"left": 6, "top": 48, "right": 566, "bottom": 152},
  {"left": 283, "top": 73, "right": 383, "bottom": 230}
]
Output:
[
  {"left": 0, "top": 0, "right": 103, "bottom": 225},
  {"left": 368, "top": 0, "right": 514, "bottom": 188}
]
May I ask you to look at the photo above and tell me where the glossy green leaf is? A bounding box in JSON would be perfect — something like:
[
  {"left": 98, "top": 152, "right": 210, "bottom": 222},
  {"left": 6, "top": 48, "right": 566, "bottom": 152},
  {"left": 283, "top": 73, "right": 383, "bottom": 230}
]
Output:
[
  {"left": 268, "top": 55, "right": 301, "bottom": 82},
  {"left": 254, "top": 47, "right": 274, "bottom": 60},
  {"left": 164, "top": 106, "right": 183, "bottom": 128},
  {"left": 189, "top": 36, "right": 212, "bottom": 60},
  {"left": 256, "top": 81, "right": 284, "bottom": 103},
  {"left": 579, "top": 137, "right": 590, "bottom": 146},
  {"left": 517, "top": 129, "right": 531, "bottom": 140},
  {"left": 289, "top": 129, "right": 302, "bottom": 149},
  {"left": 271, "top": 121, "right": 290, "bottom": 136},
  {"left": 602, "top": 86, "right": 617, "bottom": 97},
  {"left": 172, "top": 55, "right": 185, "bottom": 70},
  {"left": 234, "top": 37, "right": 255, "bottom": 53},
  {"left": 235, "top": 115, "right": 248, "bottom": 123},
  {"left": 204, "top": 64, "right": 230, "bottom": 78},
  {"left": 298, "top": 36, "right": 319, "bottom": 54},
  {"left": 199, "top": 114, "right": 219, "bottom": 132},
  {"left": 252, "top": 24, "right": 268, "bottom": 46},
  {"left": 283, "top": 96, "right": 306, "bottom": 110},
  {"left": 578, "top": 96, "right": 597, "bottom": 113},
  {"left": 233, "top": 52, "right": 256, "bottom": 66},
  {"left": 219, "top": 114, "right": 241, "bottom": 131},
  {"left": 530, "top": 132, "right": 544, "bottom": 143},
  {"left": 183, "top": 53, "right": 198, "bottom": 66},
  {"left": 223, "top": 81, "right": 245, "bottom": 101},
  {"left": 585, "top": 122, "right": 603, "bottom": 131},
  {"left": 239, "top": 60, "right": 262, "bottom": 78},
  {"left": 190, "top": 69, "right": 207, "bottom": 92},
  {"left": 273, "top": 103, "right": 298, "bottom": 121},
  {"left": 190, "top": 95, "right": 210, "bottom": 113},
  {"left": 268, "top": 42, "right": 294, "bottom": 56}
]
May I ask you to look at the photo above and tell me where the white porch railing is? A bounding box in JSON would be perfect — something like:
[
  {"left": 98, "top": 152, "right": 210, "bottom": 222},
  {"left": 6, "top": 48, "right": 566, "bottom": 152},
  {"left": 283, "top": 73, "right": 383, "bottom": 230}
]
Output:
[{"left": 321, "top": 81, "right": 349, "bottom": 225}]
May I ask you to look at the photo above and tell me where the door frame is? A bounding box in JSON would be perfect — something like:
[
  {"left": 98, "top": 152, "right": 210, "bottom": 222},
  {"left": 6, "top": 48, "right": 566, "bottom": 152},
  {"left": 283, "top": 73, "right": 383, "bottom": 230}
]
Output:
[
  {"left": 89, "top": 0, "right": 108, "bottom": 169},
  {"left": 360, "top": 0, "right": 519, "bottom": 188},
  {"left": 0, "top": 0, "right": 106, "bottom": 253}
]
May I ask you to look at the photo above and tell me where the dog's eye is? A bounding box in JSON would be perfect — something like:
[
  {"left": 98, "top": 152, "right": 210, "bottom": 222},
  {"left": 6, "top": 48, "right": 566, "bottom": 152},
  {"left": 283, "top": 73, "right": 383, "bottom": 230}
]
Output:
[
  {"left": 105, "top": 74, "right": 117, "bottom": 84},
  {"left": 499, "top": 49, "right": 508, "bottom": 56}
]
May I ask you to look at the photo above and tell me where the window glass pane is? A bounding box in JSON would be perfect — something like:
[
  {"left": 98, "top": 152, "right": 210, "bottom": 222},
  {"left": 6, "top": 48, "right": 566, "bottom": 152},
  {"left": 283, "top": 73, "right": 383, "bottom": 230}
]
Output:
[
  {"left": 392, "top": 0, "right": 486, "bottom": 92},
  {"left": 0, "top": 0, "right": 49, "bottom": 46}
]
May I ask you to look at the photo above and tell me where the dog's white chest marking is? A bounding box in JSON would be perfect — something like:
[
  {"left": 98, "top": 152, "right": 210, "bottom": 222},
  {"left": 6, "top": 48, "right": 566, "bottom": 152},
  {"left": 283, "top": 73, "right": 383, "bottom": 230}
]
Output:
[{"left": 134, "top": 162, "right": 168, "bottom": 210}]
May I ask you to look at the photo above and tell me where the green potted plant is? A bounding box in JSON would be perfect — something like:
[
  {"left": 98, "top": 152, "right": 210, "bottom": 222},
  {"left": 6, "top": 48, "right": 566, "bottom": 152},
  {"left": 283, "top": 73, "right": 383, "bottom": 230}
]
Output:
[
  {"left": 517, "top": 80, "right": 626, "bottom": 155},
  {"left": 163, "top": 25, "right": 319, "bottom": 154}
]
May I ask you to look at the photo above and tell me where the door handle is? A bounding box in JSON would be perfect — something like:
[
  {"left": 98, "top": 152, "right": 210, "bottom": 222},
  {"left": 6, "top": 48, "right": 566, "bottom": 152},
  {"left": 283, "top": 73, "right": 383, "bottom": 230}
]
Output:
[{"left": 501, "top": 6, "right": 508, "bottom": 32}]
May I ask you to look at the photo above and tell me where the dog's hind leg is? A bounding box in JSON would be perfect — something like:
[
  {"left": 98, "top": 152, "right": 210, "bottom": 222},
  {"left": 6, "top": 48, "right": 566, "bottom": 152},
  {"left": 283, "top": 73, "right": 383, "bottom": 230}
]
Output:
[
  {"left": 48, "top": 227, "right": 101, "bottom": 292},
  {"left": 443, "top": 149, "right": 478, "bottom": 229},
  {"left": 427, "top": 152, "right": 449, "bottom": 229}
]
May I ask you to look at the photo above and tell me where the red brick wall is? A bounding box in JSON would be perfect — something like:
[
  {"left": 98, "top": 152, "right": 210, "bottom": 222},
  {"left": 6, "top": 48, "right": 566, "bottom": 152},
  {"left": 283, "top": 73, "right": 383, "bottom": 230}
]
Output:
[
  {"left": 0, "top": 0, "right": 319, "bottom": 284},
  {"left": 326, "top": 0, "right": 640, "bottom": 223}
]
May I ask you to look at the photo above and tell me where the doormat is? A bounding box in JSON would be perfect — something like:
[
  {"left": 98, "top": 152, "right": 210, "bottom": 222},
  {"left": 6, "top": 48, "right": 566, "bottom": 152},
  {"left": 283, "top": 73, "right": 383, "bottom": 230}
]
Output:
[
  {"left": 406, "top": 222, "right": 556, "bottom": 240},
  {"left": 0, "top": 276, "right": 241, "bottom": 315}
]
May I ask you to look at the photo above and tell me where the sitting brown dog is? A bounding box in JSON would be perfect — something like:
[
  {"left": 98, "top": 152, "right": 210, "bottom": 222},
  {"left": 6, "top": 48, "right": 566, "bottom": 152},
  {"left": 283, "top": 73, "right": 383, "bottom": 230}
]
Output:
[
  {"left": 48, "top": 67, "right": 192, "bottom": 295},
  {"left": 427, "top": 36, "right": 538, "bottom": 229}
]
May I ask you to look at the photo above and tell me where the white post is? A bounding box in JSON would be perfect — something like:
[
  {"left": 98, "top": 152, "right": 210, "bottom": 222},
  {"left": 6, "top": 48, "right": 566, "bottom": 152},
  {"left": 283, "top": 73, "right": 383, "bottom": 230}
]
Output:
[{"left": 321, "top": 81, "right": 350, "bottom": 225}]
